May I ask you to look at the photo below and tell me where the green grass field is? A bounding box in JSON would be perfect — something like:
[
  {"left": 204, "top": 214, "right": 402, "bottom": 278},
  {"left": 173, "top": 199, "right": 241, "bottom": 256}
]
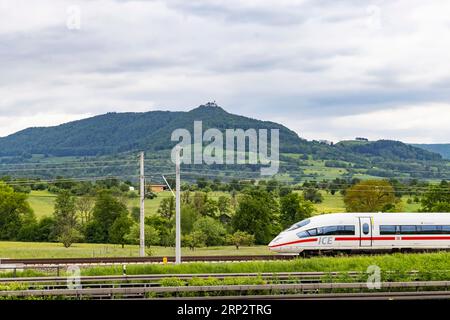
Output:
[
  {"left": 0, "top": 241, "right": 270, "bottom": 259},
  {"left": 79, "top": 251, "right": 450, "bottom": 279},
  {"left": 27, "top": 189, "right": 423, "bottom": 219},
  {"left": 28, "top": 190, "right": 173, "bottom": 219},
  {"left": 27, "top": 190, "right": 57, "bottom": 218}
]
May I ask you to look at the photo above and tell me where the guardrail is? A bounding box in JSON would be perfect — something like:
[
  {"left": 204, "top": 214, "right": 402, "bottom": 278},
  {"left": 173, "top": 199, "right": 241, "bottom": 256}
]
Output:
[
  {"left": 1, "top": 280, "right": 449, "bottom": 298},
  {"left": 2, "top": 270, "right": 444, "bottom": 284}
]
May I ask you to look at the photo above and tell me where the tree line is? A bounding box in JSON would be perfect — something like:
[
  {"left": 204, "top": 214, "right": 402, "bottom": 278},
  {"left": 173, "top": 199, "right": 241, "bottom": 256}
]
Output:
[{"left": 0, "top": 178, "right": 449, "bottom": 251}]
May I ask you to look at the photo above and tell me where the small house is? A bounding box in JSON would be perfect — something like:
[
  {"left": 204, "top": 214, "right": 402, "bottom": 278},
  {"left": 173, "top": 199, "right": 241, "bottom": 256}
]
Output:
[{"left": 148, "top": 184, "right": 167, "bottom": 193}]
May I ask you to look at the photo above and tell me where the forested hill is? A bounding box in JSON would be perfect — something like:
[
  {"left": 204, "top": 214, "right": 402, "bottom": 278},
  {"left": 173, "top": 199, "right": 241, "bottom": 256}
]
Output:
[
  {"left": 412, "top": 144, "right": 450, "bottom": 160},
  {"left": 0, "top": 103, "right": 444, "bottom": 166},
  {"left": 0, "top": 103, "right": 306, "bottom": 157},
  {"left": 336, "top": 140, "right": 443, "bottom": 161}
]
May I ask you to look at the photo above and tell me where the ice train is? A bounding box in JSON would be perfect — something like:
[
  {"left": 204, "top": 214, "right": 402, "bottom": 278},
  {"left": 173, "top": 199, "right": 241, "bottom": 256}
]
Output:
[{"left": 268, "top": 213, "right": 450, "bottom": 255}]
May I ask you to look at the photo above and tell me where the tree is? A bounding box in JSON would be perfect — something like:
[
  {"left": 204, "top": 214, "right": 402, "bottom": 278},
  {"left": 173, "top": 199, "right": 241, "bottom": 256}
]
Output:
[
  {"left": 303, "top": 187, "right": 323, "bottom": 203},
  {"left": 53, "top": 190, "right": 80, "bottom": 248},
  {"left": 0, "top": 182, "right": 34, "bottom": 240},
  {"left": 421, "top": 181, "right": 450, "bottom": 212},
  {"left": 344, "top": 180, "right": 399, "bottom": 212},
  {"left": 76, "top": 195, "right": 94, "bottom": 225},
  {"left": 280, "top": 193, "right": 315, "bottom": 229},
  {"left": 203, "top": 198, "right": 219, "bottom": 217},
  {"left": 130, "top": 206, "right": 140, "bottom": 222},
  {"left": 191, "top": 192, "right": 218, "bottom": 217},
  {"left": 125, "top": 224, "right": 160, "bottom": 255},
  {"left": 110, "top": 213, "right": 133, "bottom": 248},
  {"left": 196, "top": 177, "right": 208, "bottom": 189},
  {"left": 278, "top": 186, "right": 292, "bottom": 197},
  {"left": 266, "top": 179, "right": 279, "bottom": 193},
  {"left": 192, "top": 192, "right": 207, "bottom": 214},
  {"left": 17, "top": 213, "right": 39, "bottom": 242},
  {"left": 183, "top": 231, "right": 207, "bottom": 250},
  {"left": 58, "top": 229, "right": 82, "bottom": 248},
  {"left": 181, "top": 190, "right": 191, "bottom": 205},
  {"left": 232, "top": 189, "right": 280, "bottom": 244},
  {"left": 85, "top": 190, "right": 128, "bottom": 243},
  {"left": 36, "top": 217, "right": 57, "bottom": 242},
  {"left": 180, "top": 205, "right": 199, "bottom": 235},
  {"left": 217, "top": 195, "right": 232, "bottom": 216},
  {"left": 226, "top": 231, "right": 255, "bottom": 250},
  {"left": 157, "top": 197, "right": 175, "bottom": 220},
  {"left": 192, "top": 216, "right": 226, "bottom": 246},
  {"left": 145, "top": 215, "right": 174, "bottom": 247}
]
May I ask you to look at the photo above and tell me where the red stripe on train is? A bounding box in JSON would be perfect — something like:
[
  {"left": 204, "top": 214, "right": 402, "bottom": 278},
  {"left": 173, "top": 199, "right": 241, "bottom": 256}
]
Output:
[
  {"left": 270, "top": 236, "right": 450, "bottom": 248},
  {"left": 335, "top": 236, "right": 395, "bottom": 241},
  {"left": 269, "top": 238, "right": 318, "bottom": 248},
  {"left": 401, "top": 236, "right": 450, "bottom": 240}
]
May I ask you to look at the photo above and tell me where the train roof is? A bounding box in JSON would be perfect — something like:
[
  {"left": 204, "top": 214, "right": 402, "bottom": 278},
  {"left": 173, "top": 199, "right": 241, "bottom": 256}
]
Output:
[{"left": 309, "top": 212, "right": 450, "bottom": 222}]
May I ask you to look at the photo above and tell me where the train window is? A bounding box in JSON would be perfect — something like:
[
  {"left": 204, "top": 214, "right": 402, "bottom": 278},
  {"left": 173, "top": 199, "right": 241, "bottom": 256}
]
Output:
[
  {"left": 380, "top": 225, "right": 450, "bottom": 235},
  {"left": 400, "top": 225, "right": 417, "bottom": 234},
  {"left": 307, "top": 228, "right": 318, "bottom": 236},
  {"left": 338, "top": 225, "right": 355, "bottom": 235},
  {"left": 418, "top": 225, "right": 440, "bottom": 234},
  {"left": 322, "top": 226, "right": 339, "bottom": 235},
  {"left": 315, "top": 225, "right": 355, "bottom": 236},
  {"left": 380, "top": 225, "right": 396, "bottom": 235},
  {"left": 362, "top": 223, "right": 369, "bottom": 235},
  {"left": 296, "top": 231, "right": 309, "bottom": 239},
  {"left": 287, "top": 219, "right": 311, "bottom": 231}
]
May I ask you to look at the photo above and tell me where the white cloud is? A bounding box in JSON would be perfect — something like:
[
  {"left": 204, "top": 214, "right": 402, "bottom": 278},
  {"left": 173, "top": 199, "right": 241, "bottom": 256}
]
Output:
[{"left": 277, "top": 104, "right": 450, "bottom": 144}]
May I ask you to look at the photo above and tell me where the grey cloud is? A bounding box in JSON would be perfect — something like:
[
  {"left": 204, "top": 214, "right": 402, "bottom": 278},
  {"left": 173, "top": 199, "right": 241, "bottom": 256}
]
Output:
[
  {"left": 161, "top": 0, "right": 309, "bottom": 26},
  {"left": 0, "top": 0, "right": 449, "bottom": 142}
]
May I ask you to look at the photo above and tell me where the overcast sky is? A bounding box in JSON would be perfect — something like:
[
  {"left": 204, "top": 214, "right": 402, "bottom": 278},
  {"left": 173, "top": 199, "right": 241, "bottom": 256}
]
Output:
[{"left": 1, "top": 0, "right": 450, "bottom": 143}]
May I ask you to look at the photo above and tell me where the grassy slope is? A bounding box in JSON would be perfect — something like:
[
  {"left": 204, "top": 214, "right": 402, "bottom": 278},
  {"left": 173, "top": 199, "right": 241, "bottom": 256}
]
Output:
[{"left": 27, "top": 191, "right": 56, "bottom": 218}]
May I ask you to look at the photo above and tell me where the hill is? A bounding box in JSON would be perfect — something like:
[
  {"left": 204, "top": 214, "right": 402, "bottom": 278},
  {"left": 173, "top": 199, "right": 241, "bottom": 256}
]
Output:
[
  {"left": 336, "top": 140, "right": 442, "bottom": 161},
  {"left": 0, "top": 103, "right": 447, "bottom": 181},
  {"left": 0, "top": 103, "right": 306, "bottom": 156},
  {"left": 412, "top": 144, "right": 450, "bottom": 159}
]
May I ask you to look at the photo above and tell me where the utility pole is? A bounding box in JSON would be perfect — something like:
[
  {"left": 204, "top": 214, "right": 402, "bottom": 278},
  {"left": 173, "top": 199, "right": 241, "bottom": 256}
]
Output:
[
  {"left": 139, "top": 151, "right": 145, "bottom": 257},
  {"left": 175, "top": 145, "right": 181, "bottom": 264}
]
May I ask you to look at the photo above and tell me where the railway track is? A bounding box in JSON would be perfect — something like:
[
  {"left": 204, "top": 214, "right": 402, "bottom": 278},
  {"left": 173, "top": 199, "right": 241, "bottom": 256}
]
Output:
[{"left": 0, "top": 255, "right": 294, "bottom": 266}]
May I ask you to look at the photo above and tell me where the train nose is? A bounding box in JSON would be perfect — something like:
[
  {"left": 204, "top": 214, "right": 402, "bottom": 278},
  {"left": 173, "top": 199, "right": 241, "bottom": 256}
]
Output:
[{"left": 268, "top": 236, "right": 283, "bottom": 250}]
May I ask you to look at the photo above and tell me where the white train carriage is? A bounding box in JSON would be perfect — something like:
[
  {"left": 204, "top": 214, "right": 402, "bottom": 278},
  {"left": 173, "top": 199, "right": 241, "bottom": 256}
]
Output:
[{"left": 268, "top": 213, "right": 450, "bottom": 255}]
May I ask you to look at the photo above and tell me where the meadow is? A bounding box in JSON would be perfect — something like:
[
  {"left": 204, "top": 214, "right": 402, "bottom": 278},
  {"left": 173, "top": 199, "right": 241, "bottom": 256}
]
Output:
[
  {"left": 27, "top": 189, "right": 422, "bottom": 219},
  {"left": 28, "top": 190, "right": 174, "bottom": 219},
  {"left": 0, "top": 241, "right": 271, "bottom": 259}
]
